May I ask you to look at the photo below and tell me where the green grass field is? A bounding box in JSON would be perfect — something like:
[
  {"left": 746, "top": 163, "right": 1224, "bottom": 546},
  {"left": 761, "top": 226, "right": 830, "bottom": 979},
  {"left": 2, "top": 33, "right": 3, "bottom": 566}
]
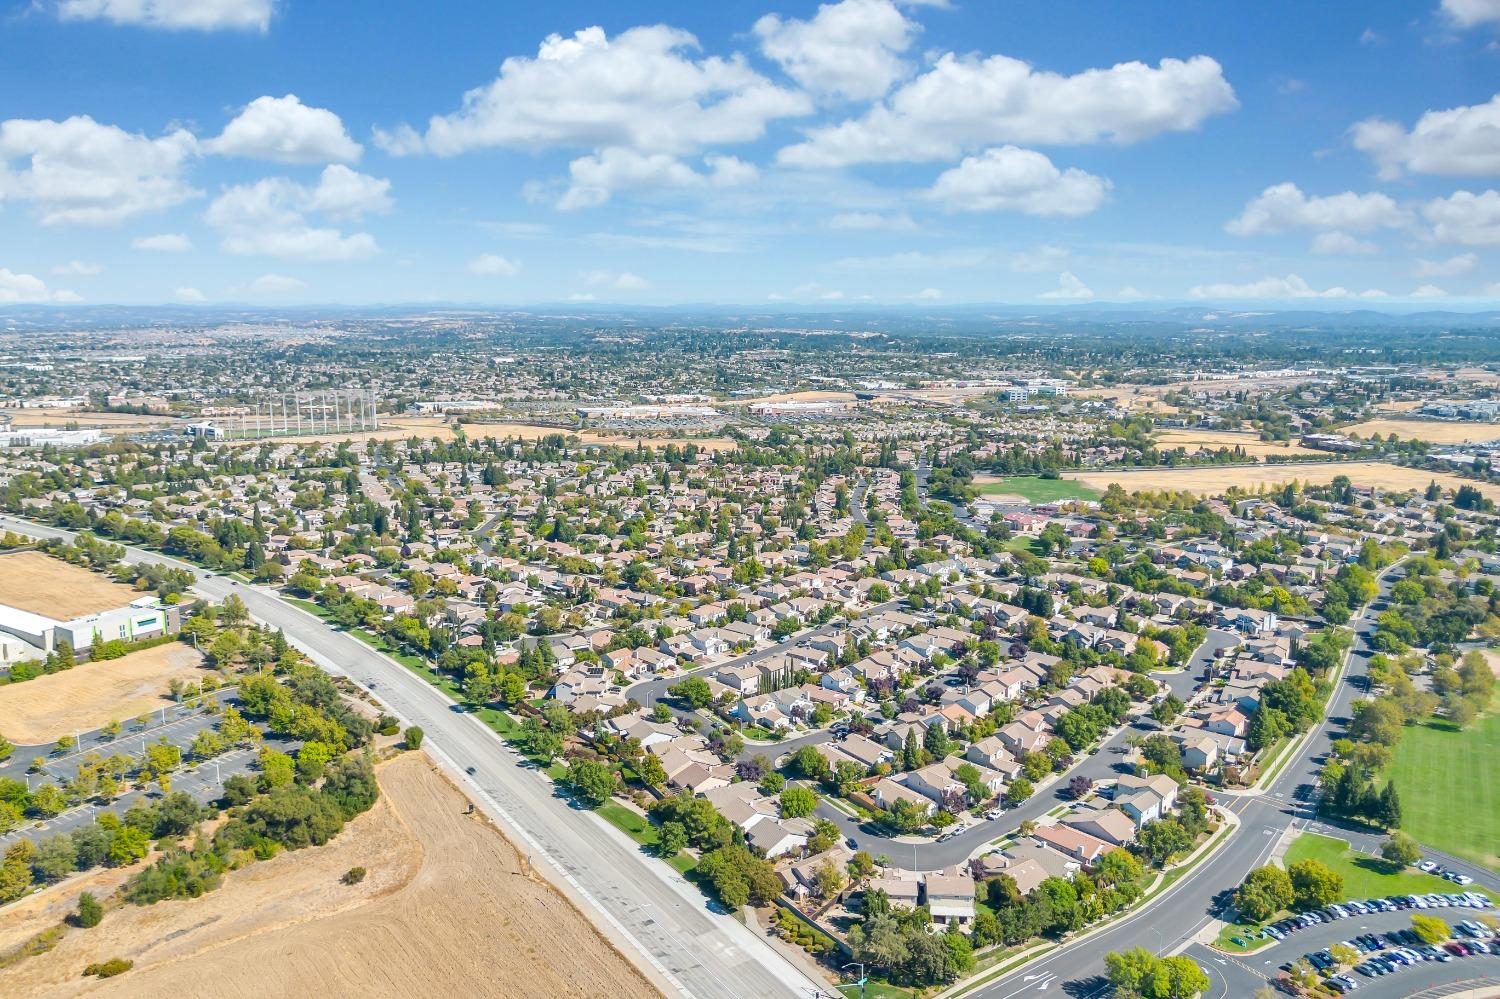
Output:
[
  {"left": 1384, "top": 705, "right": 1500, "bottom": 873},
  {"left": 598, "top": 803, "right": 698, "bottom": 877},
  {"left": 977, "top": 476, "right": 1101, "bottom": 503},
  {"left": 1284, "top": 833, "right": 1498, "bottom": 902}
]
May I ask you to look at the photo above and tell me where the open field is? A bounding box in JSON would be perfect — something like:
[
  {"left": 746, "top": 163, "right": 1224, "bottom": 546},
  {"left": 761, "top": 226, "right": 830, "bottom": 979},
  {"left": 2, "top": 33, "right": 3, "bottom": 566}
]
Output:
[
  {"left": 0, "top": 552, "right": 140, "bottom": 619},
  {"left": 1071, "top": 386, "right": 1178, "bottom": 414},
  {"left": 0, "top": 643, "right": 207, "bottom": 745},
  {"left": 1384, "top": 704, "right": 1500, "bottom": 873},
  {"left": 2, "top": 752, "right": 661, "bottom": 999},
  {"left": 467, "top": 422, "right": 738, "bottom": 452},
  {"left": 227, "top": 416, "right": 737, "bottom": 452},
  {"left": 1343, "top": 418, "right": 1500, "bottom": 445},
  {"left": 1153, "top": 429, "right": 1320, "bottom": 458},
  {"left": 1284, "top": 833, "right": 1498, "bottom": 901},
  {"left": 2, "top": 411, "right": 176, "bottom": 433},
  {"left": 975, "top": 475, "right": 1102, "bottom": 503},
  {"left": 1064, "top": 461, "right": 1500, "bottom": 502}
]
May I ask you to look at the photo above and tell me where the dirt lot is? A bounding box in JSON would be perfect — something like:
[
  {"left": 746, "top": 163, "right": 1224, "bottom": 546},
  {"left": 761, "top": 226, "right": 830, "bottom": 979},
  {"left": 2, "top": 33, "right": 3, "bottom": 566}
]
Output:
[
  {"left": 1066, "top": 461, "right": 1500, "bottom": 502},
  {"left": 0, "top": 553, "right": 141, "bottom": 620},
  {"left": 0, "top": 643, "right": 208, "bottom": 746},
  {"left": 745, "top": 390, "right": 856, "bottom": 404},
  {"left": 0, "top": 753, "right": 661, "bottom": 999},
  {"left": 1153, "top": 429, "right": 1319, "bottom": 458},
  {"left": 1072, "top": 386, "right": 1179, "bottom": 414},
  {"left": 1342, "top": 418, "right": 1500, "bottom": 445}
]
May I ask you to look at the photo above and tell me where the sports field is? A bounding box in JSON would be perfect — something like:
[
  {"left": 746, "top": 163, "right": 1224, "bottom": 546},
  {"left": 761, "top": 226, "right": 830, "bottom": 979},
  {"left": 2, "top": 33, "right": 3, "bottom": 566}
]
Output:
[
  {"left": 0, "top": 551, "right": 140, "bottom": 619},
  {"left": 1384, "top": 705, "right": 1500, "bottom": 873},
  {"left": 975, "top": 475, "right": 1102, "bottom": 503}
]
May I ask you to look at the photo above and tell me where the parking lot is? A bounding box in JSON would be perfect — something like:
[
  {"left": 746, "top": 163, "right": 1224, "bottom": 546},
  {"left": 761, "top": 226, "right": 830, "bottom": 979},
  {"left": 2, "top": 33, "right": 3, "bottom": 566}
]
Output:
[{"left": 1235, "top": 892, "right": 1498, "bottom": 995}]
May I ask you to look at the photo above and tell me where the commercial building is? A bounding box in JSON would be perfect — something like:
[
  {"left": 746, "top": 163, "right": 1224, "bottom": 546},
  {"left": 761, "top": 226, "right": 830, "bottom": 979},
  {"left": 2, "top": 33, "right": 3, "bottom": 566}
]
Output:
[{"left": 0, "top": 596, "right": 180, "bottom": 655}]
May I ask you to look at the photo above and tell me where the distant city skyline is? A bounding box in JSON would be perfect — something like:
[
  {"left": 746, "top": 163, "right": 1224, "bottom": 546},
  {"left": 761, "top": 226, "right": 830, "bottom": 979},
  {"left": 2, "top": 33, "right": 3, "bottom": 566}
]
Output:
[{"left": 3, "top": 0, "right": 1500, "bottom": 306}]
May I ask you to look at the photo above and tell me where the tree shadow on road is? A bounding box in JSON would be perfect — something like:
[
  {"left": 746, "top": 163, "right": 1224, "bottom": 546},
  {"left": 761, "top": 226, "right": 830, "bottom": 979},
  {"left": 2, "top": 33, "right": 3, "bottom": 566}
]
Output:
[{"left": 1061, "top": 974, "right": 1108, "bottom": 997}]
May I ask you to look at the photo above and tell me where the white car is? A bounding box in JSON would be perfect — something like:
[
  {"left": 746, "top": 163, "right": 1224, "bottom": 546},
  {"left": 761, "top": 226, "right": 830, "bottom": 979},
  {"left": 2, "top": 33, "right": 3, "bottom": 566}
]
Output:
[{"left": 1418, "top": 860, "right": 1439, "bottom": 873}]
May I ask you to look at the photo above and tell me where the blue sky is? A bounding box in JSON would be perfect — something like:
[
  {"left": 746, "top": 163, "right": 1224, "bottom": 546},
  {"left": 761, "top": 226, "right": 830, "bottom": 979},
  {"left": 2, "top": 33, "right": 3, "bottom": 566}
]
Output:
[{"left": 2, "top": 0, "right": 1499, "bottom": 307}]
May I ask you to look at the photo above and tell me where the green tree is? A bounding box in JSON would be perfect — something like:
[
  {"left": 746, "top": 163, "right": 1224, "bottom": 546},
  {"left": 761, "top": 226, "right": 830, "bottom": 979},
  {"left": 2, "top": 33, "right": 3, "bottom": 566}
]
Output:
[
  {"left": 1411, "top": 913, "right": 1449, "bottom": 944},
  {"left": 1234, "top": 865, "right": 1294, "bottom": 923},
  {"left": 567, "top": 758, "right": 616, "bottom": 808},
  {"left": 780, "top": 785, "right": 817, "bottom": 819},
  {"left": 75, "top": 891, "right": 103, "bottom": 928},
  {"left": 1380, "top": 830, "right": 1421, "bottom": 868},
  {"left": 403, "top": 726, "right": 424, "bottom": 750},
  {"left": 1288, "top": 858, "right": 1343, "bottom": 910}
]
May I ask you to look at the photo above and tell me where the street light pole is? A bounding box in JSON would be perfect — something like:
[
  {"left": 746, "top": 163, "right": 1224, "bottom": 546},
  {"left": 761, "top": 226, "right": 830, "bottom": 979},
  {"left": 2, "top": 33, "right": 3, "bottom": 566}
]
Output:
[{"left": 843, "top": 962, "right": 866, "bottom": 999}]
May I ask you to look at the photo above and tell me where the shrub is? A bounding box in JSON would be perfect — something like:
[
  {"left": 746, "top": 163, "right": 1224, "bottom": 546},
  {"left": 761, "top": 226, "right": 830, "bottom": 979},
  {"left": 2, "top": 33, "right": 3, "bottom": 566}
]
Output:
[
  {"left": 341, "top": 866, "right": 367, "bottom": 885},
  {"left": 403, "top": 726, "right": 424, "bottom": 750},
  {"left": 73, "top": 891, "right": 103, "bottom": 928},
  {"left": 83, "top": 957, "right": 133, "bottom": 978}
]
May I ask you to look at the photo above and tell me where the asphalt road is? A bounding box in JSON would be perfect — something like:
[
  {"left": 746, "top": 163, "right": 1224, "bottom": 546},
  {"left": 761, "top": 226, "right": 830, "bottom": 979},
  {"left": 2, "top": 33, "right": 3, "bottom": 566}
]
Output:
[{"left": 0, "top": 514, "right": 821, "bottom": 999}]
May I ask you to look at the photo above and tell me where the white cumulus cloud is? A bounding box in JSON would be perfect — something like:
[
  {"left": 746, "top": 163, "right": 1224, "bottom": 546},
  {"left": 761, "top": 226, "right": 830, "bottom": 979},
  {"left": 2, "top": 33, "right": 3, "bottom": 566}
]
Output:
[
  {"left": 1226, "top": 182, "right": 1409, "bottom": 235},
  {"left": 1311, "top": 232, "right": 1379, "bottom": 255},
  {"left": 0, "top": 116, "right": 199, "bottom": 225},
  {"left": 1411, "top": 284, "right": 1448, "bottom": 297},
  {"left": 779, "top": 52, "right": 1236, "bottom": 167},
  {"left": 1421, "top": 189, "right": 1500, "bottom": 245},
  {"left": 55, "top": 0, "right": 274, "bottom": 32},
  {"left": 754, "top": 0, "right": 918, "bottom": 100},
  {"left": 1040, "top": 271, "right": 1093, "bottom": 299},
  {"left": 0, "top": 267, "right": 77, "bottom": 302},
  {"left": 375, "top": 25, "right": 810, "bottom": 158},
  {"left": 173, "top": 286, "right": 205, "bottom": 301},
  {"left": 926, "top": 146, "right": 1109, "bottom": 216},
  {"left": 236, "top": 273, "right": 306, "bottom": 296},
  {"left": 207, "top": 95, "right": 361, "bottom": 164},
  {"left": 467, "top": 253, "right": 520, "bottom": 276},
  {"left": 1352, "top": 95, "right": 1500, "bottom": 179},
  {"left": 205, "top": 165, "right": 389, "bottom": 260},
  {"left": 556, "top": 149, "right": 756, "bottom": 210},
  {"left": 1441, "top": 0, "right": 1500, "bottom": 27},
  {"left": 581, "top": 269, "right": 650, "bottom": 290}
]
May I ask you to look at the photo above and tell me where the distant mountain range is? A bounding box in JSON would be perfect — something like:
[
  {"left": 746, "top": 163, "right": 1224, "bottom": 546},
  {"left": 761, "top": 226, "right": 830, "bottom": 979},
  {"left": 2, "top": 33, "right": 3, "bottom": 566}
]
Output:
[{"left": 2, "top": 301, "right": 1498, "bottom": 334}]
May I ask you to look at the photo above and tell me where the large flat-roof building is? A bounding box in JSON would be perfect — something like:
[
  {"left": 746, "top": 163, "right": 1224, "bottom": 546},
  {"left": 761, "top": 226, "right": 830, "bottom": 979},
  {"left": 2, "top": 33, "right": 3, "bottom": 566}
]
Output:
[{"left": 0, "top": 596, "right": 180, "bottom": 654}]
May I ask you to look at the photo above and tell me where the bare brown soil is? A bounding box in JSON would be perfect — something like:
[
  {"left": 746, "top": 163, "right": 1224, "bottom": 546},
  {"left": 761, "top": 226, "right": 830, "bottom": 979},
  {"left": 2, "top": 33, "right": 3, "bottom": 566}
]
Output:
[
  {"left": 0, "top": 553, "right": 141, "bottom": 620},
  {"left": 0, "top": 644, "right": 207, "bottom": 745},
  {"left": 0, "top": 753, "right": 661, "bottom": 999}
]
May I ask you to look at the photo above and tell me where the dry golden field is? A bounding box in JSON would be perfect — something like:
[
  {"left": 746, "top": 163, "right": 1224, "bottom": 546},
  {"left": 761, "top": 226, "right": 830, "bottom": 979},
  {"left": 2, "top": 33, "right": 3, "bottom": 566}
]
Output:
[
  {"left": 2, "top": 753, "right": 661, "bottom": 999},
  {"left": 1066, "top": 461, "right": 1500, "bottom": 502},
  {"left": 1342, "top": 418, "right": 1500, "bottom": 445},
  {"left": 0, "top": 553, "right": 140, "bottom": 620},
  {"left": 1153, "top": 429, "right": 1320, "bottom": 458},
  {"left": 0, "top": 643, "right": 207, "bottom": 745}
]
